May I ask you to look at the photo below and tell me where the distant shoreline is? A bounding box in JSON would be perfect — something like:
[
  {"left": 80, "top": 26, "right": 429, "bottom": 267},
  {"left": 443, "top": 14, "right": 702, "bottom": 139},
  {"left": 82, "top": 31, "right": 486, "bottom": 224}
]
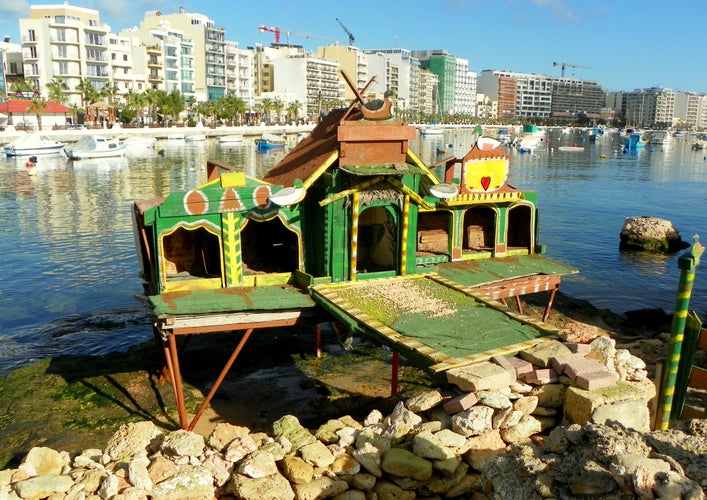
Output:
[{"left": 0, "top": 122, "right": 317, "bottom": 146}]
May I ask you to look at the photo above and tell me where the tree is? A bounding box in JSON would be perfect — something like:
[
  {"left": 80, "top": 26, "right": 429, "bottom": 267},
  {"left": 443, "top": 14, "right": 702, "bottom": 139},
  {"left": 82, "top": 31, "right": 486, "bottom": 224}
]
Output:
[
  {"left": 46, "top": 77, "right": 69, "bottom": 105},
  {"left": 286, "top": 100, "right": 302, "bottom": 123},
  {"left": 219, "top": 95, "right": 246, "bottom": 125},
  {"left": 272, "top": 98, "right": 284, "bottom": 124},
  {"left": 27, "top": 99, "right": 48, "bottom": 131},
  {"left": 161, "top": 90, "right": 185, "bottom": 123},
  {"left": 144, "top": 88, "right": 167, "bottom": 124},
  {"left": 123, "top": 90, "right": 147, "bottom": 125},
  {"left": 261, "top": 98, "right": 273, "bottom": 125},
  {"left": 10, "top": 80, "right": 38, "bottom": 99},
  {"left": 75, "top": 78, "right": 100, "bottom": 118},
  {"left": 101, "top": 82, "right": 120, "bottom": 104}
]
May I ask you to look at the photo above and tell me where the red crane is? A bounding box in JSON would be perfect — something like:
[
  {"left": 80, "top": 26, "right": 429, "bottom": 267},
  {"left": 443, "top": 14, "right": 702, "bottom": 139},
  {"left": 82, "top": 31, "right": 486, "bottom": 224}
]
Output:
[{"left": 258, "top": 25, "right": 281, "bottom": 44}]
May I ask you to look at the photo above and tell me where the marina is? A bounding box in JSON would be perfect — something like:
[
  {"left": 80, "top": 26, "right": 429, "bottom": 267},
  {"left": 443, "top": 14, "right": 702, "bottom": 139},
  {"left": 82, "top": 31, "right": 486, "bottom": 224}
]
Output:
[{"left": 0, "top": 126, "right": 705, "bottom": 380}]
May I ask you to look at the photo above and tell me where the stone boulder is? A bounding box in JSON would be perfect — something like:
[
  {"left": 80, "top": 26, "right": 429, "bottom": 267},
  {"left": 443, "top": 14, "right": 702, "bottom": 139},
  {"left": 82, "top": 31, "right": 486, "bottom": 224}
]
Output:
[{"left": 619, "top": 216, "right": 689, "bottom": 252}]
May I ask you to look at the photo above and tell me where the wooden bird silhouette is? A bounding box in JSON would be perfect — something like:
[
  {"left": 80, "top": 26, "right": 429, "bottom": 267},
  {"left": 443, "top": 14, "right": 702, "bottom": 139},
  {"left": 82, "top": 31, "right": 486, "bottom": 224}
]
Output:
[{"left": 361, "top": 90, "right": 394, "bottom": 120}]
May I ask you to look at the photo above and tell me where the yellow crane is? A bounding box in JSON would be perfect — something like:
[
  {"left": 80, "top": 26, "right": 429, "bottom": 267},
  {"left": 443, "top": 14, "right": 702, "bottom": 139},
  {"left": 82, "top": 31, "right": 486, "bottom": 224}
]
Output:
[{"left": 553, "top": 61, "right": 590, "bottom": 77}]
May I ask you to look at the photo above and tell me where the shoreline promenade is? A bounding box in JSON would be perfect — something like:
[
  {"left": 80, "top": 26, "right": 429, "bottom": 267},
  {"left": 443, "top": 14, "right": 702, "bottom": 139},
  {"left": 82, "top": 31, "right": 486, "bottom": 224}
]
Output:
[{"left": 0, "top": 121, "right": 316, "bottom": 147}]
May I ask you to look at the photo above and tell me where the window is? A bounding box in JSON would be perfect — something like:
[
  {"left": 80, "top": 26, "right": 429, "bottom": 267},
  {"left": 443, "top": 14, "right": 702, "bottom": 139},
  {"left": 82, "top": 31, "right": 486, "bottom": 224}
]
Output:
[{"left": 58, "top": 62, "right": 68, "bottom": 75}]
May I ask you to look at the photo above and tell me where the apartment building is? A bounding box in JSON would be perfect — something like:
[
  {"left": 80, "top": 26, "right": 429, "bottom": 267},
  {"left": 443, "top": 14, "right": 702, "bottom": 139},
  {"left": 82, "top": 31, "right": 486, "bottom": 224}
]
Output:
[
  {"left": 269, "top": 47, "right": 343, "bottom": 120},
  {"left": 413, "top": 50, "right": 457, "bottom": 116},
  {"left": 19, "top": 4, "right": 113, "bottom": 107},
  {"left": 454, "top": 58, "right": 476, "bottom": 117},
  {"left": 550, "top": 77, "right": 606, "bottom": 119},
  {"left": 317, "top": 45, "right": 367, "bottom": 102},
  {"left": 225, "top": 41, "right": 254, "bottom": 109},
  {"left": 621, "top": 87, "right": 676, "bottom": 128},
  {"left": 140, "top": 9, "right": 226, "bottom": 101}
]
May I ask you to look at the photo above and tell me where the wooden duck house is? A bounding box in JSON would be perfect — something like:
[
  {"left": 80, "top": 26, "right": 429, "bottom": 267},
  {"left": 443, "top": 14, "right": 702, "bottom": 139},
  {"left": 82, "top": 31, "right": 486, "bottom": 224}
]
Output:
[{"left": 131, "top": 72, "right": 576, "bottom": 430}]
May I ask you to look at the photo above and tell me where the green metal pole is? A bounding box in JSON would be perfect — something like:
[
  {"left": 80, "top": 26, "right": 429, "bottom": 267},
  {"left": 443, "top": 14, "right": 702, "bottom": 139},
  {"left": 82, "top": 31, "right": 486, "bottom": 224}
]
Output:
[{"left": 656, "top": 236, "right": 703, "bottom": 430}]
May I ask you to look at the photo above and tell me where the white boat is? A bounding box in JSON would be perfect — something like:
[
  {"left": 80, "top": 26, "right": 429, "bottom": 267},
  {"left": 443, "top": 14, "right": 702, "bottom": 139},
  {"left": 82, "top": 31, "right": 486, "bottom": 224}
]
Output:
[
  {"left": 217, "top": 134, "right": 244, "bottom": 144},
  {"left": 557, "top": 145, "right": 584, "bottom": 152},
  {"left": 65, "top": 135, "right": 128, "bottom": 160},
  {"left": 185, "top": 134, "right": 206, "bottom": 142},
  {"left": 122, "top": 136, "right": 157, "bottom": 150},
  {"left": 648, "top": 130, "right": 671, "bottom": 146},
  {"left": 420, "top": 126, "right": 444, "bottom": 137},
  {"left": 3, "top": 133, "right": 66, "bottom": 156}
]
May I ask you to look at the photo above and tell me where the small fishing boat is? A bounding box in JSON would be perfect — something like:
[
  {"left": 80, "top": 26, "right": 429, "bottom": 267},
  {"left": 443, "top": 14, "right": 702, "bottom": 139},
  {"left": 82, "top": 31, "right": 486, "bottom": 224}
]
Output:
[
  {"left": 255, "top": 133, "right": 286, "bottom": 151},
  {"left": 419, "top": 126, "right": 444, "bottom": 137},
  {"left": 217, "top": 134, "right": 244, "bottom": 144},
  {"left": 557, "top": 145, "right": 584, "bottom": 152},
  {"left": 65, "top": 135, "right": 127, "bottom": 160},
  {"left": 185, "top": 134, "right": 207, "bottom": 142},
  {"left": 3, "top": 133, "right": 66, "bottom": 156}
]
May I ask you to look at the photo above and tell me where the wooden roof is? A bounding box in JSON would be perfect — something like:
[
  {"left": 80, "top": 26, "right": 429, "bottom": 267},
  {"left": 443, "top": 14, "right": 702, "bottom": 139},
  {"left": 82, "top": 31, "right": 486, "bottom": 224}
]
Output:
[{"left": 261, "top": 107, "right": 361, "bottom": 188}]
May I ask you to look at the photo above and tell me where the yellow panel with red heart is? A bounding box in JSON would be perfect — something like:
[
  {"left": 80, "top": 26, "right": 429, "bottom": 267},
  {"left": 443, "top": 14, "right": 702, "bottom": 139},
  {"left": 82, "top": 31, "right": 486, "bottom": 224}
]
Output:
[{"left": 463, "top": 158, "right": 509, "bottom": 192}]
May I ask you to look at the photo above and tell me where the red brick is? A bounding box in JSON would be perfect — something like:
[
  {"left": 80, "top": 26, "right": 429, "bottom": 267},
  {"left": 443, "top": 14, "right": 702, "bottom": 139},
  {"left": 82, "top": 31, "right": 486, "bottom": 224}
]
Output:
[
  {"left": 492, "top": 355, "right": 518, "bottom": 378},
  {"left": 575, "top": 370, "right": 618, "bottom": 391},
  {"left": 565, "top": 343, "right": 592, "bottom": 355},
  {"left": 564, "top": 358, "right": 606, "bottom": 381},
  {"left": 443, "top": 392, "right": 478, "bottom": 414},
  {"left": 550, "top": 353, "right": 585, "bottom": 374},
  {"left": 506, "top": 357, "right": 535, "bottom": 377},
  {"left": 523, "top": 368, "right": 559, "bottom": 385}
]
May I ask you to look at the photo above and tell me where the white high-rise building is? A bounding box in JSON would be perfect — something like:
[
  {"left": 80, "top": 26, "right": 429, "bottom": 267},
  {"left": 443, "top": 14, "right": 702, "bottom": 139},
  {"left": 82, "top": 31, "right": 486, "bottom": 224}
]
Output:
[{"left": 19, "top": 4, "right": 114, "bottom": 106}]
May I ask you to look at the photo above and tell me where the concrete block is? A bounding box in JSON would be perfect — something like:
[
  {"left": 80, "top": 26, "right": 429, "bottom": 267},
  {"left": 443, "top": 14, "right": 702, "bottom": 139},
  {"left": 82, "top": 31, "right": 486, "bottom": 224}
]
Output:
[
  {"left": 563, "top": 379, "right": 656, "bottom": 431},
  {"left": 446, "top": 362, "right": 513, "bottom": 392}
]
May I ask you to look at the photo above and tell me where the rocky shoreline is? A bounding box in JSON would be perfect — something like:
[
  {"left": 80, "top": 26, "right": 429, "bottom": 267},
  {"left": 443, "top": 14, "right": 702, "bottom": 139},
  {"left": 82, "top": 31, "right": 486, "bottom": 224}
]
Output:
[{"left": 1, "top": 292, "right": 705, "bottom": 498}]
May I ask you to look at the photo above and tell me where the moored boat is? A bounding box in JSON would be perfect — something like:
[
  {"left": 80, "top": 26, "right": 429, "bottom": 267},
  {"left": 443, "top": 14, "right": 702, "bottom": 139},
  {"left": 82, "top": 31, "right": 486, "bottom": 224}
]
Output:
[
  {"left": 65, "top": 135, "right": 128, "bottom": 160},
  {"left": 557, "top": 145, "right": 584, "bottom": 152},
  {"left": 255, "top": 133, "right": 286, "bottom": 151},
  {"left": 217, "top": 134, "right": 244, "bottom": 144},
  {"left": 3, "top": 133, "right": 66, "bottom": 156}
]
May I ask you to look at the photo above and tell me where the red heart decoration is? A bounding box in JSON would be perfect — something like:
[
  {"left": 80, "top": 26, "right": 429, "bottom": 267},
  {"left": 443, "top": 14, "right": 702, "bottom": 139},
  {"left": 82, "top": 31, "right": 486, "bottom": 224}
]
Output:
[{"left": 481, "top": 176, "right": 491, "bottom": 191}]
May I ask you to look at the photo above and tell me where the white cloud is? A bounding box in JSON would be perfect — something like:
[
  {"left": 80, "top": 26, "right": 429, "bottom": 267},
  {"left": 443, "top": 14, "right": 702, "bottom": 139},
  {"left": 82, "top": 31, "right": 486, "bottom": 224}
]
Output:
[{"left": 0, "top": 0, "right": 30, "bottom": 17}]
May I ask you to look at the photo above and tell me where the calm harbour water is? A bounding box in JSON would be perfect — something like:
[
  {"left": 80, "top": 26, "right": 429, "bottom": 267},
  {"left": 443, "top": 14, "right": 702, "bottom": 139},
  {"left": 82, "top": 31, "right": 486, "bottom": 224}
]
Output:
[{"left": 0, "top": 129, "right": 705, "bottom": 377}]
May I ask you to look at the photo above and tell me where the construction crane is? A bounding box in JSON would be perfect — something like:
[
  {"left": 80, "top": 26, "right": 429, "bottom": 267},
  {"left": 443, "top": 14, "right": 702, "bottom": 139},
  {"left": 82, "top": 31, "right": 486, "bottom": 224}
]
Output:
[
  {"left": 553, "top": 61, "right": 590, "bottom": 77},
  {"left": 336, "top": 18, "right": 355, "bottom": 45},
  {"left": 259, "top": 25, "right": 281, "bottom": 44},
  {"left": 259, "top": 25, "right": 339, "bottom": 45}
]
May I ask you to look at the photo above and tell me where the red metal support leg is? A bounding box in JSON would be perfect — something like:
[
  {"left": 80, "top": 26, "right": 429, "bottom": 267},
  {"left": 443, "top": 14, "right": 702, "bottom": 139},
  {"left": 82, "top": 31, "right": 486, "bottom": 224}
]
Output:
[
  {"left": 543, "top": 288, "right": 558, "bottom": 322},
  {"left": 186, "top": 328, "right": 255, "bottom": 431},
  {"left": 391, "top": 350, "right": 399, "bottom": 396},
  {"left": 315, "top": 323, "right": 322, "bottom": 358},
  {"left": 167, "top": 334, "right": 188, "bottom": 429}
]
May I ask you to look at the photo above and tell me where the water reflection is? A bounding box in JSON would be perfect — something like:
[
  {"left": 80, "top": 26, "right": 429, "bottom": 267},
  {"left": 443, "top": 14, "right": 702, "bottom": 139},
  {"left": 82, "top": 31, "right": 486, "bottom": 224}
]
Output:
[{"left": 0, "top": 131, "right": 705, "bottom": 377}]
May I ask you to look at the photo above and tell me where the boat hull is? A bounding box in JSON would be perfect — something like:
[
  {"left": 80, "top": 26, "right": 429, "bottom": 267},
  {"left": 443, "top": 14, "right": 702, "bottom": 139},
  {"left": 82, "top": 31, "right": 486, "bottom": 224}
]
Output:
[{"left": 4, "top": 145, "right": 65, "bottom": 156}]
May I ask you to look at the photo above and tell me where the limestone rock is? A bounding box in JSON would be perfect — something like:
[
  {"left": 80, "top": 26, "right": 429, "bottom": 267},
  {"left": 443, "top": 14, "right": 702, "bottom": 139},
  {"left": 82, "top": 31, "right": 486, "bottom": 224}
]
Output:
[
  {"left": 381, "top": 448, "right": 432, "bottom": 481},
  {"left": 619, "top": 216, "right": 688, "bottom": 252},
  {"left": 105, "top": 421, "right": 163, "bottom": 464}
]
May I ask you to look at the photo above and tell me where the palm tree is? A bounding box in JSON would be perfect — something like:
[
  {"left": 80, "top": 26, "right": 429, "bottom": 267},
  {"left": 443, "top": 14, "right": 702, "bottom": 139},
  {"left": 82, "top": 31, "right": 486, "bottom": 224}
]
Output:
[
  {"left": 272, "top": 98, "right": 285, "bottom": 125},
  {"left": 123, "top": 90, "right": 147, "bottom": 125},
  {"left": 144, "top": 88, "right": 167, "bottom": 125},
  {"left": 46, "top": 77, "right": 69, "bottom": 105},
  {"left": 27, "top": 99, "right": 48, "bottom": 131},
  {"left": 261, "top": 98, "right": 273, "bottom": 125},
  {"left": 286, "top": 100, "right": 302, "bottom": 123},
  {"left": 219, "top": 95, "right": 246, "bottom": 125},
  {"left": 161, "top": 90, "right": 185, "bottom": 123},
  {"left": 75, "top": 78, "right": 100, "bottom": 120}
]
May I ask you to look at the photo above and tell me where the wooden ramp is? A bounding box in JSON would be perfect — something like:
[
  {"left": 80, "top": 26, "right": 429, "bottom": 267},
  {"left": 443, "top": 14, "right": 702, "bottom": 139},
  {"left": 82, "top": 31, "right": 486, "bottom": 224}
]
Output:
[{"left": 310, "top": 273, "right": 560, "bottom": 375}]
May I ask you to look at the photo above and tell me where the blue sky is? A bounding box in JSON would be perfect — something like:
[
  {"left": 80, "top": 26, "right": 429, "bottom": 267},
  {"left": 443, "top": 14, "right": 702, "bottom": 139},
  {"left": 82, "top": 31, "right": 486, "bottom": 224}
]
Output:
[{"left": 1, "top": 0, "right": 705, "bottom": 93}]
